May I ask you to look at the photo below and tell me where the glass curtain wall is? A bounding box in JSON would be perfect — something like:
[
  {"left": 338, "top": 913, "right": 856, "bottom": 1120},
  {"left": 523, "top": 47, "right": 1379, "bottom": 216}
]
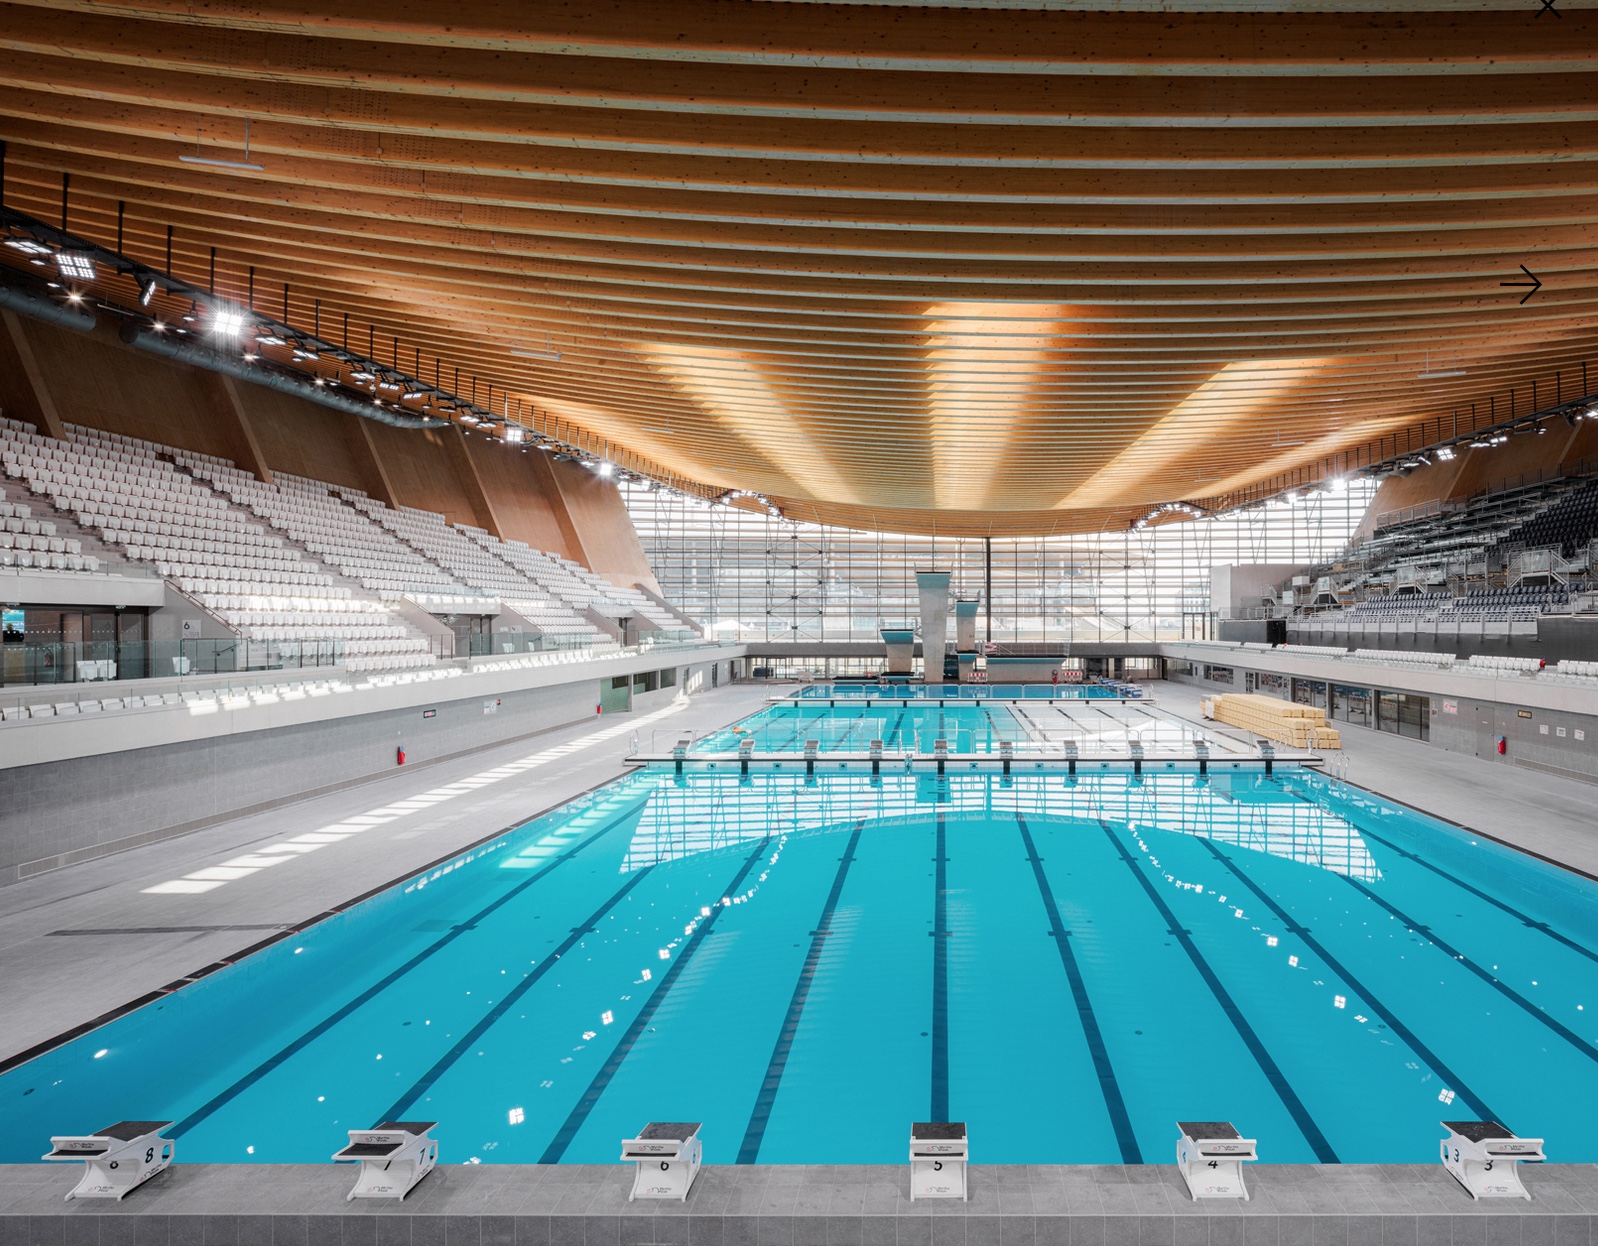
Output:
[{"left": 624, "top": 481, "right": 1376, "bottom": 644}]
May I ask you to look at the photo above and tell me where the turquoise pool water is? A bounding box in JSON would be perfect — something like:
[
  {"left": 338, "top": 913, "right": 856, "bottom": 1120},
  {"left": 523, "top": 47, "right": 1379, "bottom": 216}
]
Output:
[
  {"left": 692, "top": 700, "right": 1031, "bottom": 754},
  {"left": 794, "top": 683, "right": 1122, "bottom": 700},
  {"left": 5, "top": 760, "right": 1598, "bottom": 1167},
  {"left": 691, "top": 698, "right": 1219, "bottom": 756}
]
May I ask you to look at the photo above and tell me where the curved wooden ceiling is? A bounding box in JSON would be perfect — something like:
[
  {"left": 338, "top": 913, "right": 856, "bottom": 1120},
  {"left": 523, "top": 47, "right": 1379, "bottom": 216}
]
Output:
[{"left": 1, "top": 0, "right": 1596, "bottom": 535}]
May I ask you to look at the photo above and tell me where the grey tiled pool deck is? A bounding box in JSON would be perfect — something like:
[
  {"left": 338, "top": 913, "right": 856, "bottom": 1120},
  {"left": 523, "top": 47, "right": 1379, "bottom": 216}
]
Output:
[{"left": 5, "top": 1162, "right": 1598, "bottom": 1246}]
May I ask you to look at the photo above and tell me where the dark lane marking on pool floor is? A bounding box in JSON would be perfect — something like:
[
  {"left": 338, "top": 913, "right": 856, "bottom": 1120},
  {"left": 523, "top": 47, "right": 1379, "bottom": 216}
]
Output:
[
  {"left": 1017, "top": 814, "right": 1141, "bottom": 1162},
  {"left": 1341, "top": 874, "right": 1598, "bottom": 1066},
  {"left": 931, "top": 811, "right": 950, "bottom": 1122},
  {"left": 737, "top": 821, "right": 866, "bottom": 1163},
  {"left": 887, "top": 709, "right": 908, "bottom": 752},
  {"left": 1197, "top": 837, "right": 1500, "bottom": 1125},
  {"left": 376, "top": 866, "right": 657, "bottom": 1124},
  {"left": 170, "top": 795, "right": 651, "bottom": 1138},
  {"left": 1098, "top": 819, "right": 1340, "bottom": 1162},
  {"left": 539, "top": 837, "right": 774, "bottom": 1163},
  {"left": 1356, "top": 826, "right": 1598, "bottom": 966}
]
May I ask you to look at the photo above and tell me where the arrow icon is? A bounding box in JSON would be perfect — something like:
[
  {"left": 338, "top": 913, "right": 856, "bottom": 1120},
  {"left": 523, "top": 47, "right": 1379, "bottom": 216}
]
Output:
[{"left": 1501, "top": 265, "right": 1543, "bottom": 305}]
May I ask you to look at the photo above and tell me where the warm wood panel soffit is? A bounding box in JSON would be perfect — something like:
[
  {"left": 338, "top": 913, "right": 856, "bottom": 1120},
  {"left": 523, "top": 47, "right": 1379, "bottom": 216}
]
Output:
[{"left": 1, "top": 0, "right": 1596, "bottom": 536}]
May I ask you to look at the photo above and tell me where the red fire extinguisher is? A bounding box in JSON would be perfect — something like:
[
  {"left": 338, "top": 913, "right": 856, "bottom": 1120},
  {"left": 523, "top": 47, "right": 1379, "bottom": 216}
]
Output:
[
  {"left": 397, "top": 745, "right": 407, "bottom": 766},
  {"left": 1496, "top": 736, "right": 1506, "bottom": 756}
]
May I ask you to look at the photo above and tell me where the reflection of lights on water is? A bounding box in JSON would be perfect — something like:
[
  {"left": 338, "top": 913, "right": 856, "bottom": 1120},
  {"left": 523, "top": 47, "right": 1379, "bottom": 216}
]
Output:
[
  {"left": 1333, "top": 995, "right": 1346, "bottom": 1009},
  {"left": 1288, "top": 955, "right": 1299, "bottom": 967},
  {"left": 508, "top": 1107, "right": 525, "bottom": 1125},
  {"left": 601, "top": 1010, "right": 614, "bottom": 1025},
  {"left": 1266, "top": 936, "right": 1279, "bottom": 947}
]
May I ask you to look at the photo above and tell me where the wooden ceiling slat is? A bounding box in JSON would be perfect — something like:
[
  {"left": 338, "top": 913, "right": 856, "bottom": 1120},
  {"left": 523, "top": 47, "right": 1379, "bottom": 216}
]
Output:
[
  {"left": 2, "top": 1, "right": 1595, "bottom": 534},
  {"left": 9, "top": 7, "right": 1598, "bottom": 127},
  {"left": 10, "top": 0, "right": 1598, "bottom": 72}
]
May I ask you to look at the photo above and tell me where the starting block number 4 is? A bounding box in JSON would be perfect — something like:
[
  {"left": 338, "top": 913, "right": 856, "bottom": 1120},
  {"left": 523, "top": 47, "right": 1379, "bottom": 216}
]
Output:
[{"left": 1176, "top": 1122, "right": 1258, "bottom": 1201}]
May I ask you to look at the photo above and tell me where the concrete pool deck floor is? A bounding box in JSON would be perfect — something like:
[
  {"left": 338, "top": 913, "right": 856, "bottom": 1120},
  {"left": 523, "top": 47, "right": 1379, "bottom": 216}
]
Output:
[
  {"left": 1151, "top": 682, "right": 1598, "bottom": 880},
  {"left": 4, "top": 1158, "right": 1598, "bottom": 1246},
  {"left": 0, "top": 684, "right": 775, "bottom": 1065}
]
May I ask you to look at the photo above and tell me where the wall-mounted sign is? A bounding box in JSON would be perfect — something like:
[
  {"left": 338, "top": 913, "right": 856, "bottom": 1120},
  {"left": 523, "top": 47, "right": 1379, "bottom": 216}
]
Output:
[
  {"left": 1517, "top": 710, "right": 1533, "bottom": 719},
  {"left": 484, "top": 698, "right": 501, "bottom": 715},
  {"left": 422, "top": 709, "right": 436, "bottom": 719},
  {"left": 1441, "top": 700, "right": 1458, "bottom": 715}
]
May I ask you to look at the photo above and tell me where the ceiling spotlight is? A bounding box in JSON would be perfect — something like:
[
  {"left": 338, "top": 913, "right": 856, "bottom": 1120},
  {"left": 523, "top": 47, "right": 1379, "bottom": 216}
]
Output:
[
  {"left": 1435, "top": 446, "right": 1456, "bottom": 461},
  {"left": 291, "top": 347, "right": 321, "bottom": 361},
  {"left": 138, "top": 277, "right": 159, "bottom": 307},
  {"left": 54, "top": 251, "right": 96, "bottom": 281},
  {"left": 314, "top": 377, "right": 326, "bottom": 387},
  {"left": 179, "top": 116, "right": 265, "bottom": 171},
  {"left": 401, "top": 390, "right": 426, "bottom": 401},
  {"left": 212, "top": 308, "right": 245, "bottom": 336},
  {"left": 255, "top": 334, "right": 286, "bottom": 347},
  {"left": 242, "top": 352, "right": 258, "bottom": 362},
  {"left": 348, "top": 369, "right": 375, "bottom": 382},
  {"left": 458, "top": 412, "right": 480, "bottom": 425},
  {"left": 597, "top": 461, "right": 614, "bottom": 477},
  {"left": 65, "top": 291, "right": 84, "bottom": 304},
  {"left": 505, "top": 426, "right": 525, "bottom": 444},
  {"left": 510, "top": 328, "right": 562, "bottom": 361},
  {"left": 4, "top": 237, "right": 51, "bottom": 256}
]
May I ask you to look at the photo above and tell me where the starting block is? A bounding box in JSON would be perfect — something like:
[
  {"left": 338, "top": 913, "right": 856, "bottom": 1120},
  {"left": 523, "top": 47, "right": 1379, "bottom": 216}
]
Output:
[
  {"left": 1442, "top": 1121, "right": 1544, "bottom": 1200},
  {"left": 933, "top": 737, "right": 949, "bottom": 774},
  {"left": 909, "top": 1122, "right": 968, "bottom": 1200},
  {"left": 1257, "top": 740, "right": 1276, "bottom": 776},
  {"left": 869, "top": 738, "right": 884, "bottom": 775},
  {"left": 739, "top": 736, "right": 754, "bottom": 776},
  {"left": 1063, "top": 739, "right": 1079, "bottom": 777},
  {"left": 621, "top": 1122, "right": 702, "bottom": 1201},
  {"left": 804, "top": 738, "right": 820, "bottom": 776},
  {"left": 1176, "top": 1122, "right": 1257, "bottom": 1201},
  {"left": 332, "top": 1121, "right": 438, "bottom": 1201},
  {"left": 44, "top": 1121, "right": 174, "bottom": 1201},
  {"left": 999, "top": 739, "right": 1014, "bottom": 776},
  {"left": 1194, "top": 741, "right": 1210, "bottom": 776},
  {"left": 672, "top": 737, "right": 690, "bottom": 775}
]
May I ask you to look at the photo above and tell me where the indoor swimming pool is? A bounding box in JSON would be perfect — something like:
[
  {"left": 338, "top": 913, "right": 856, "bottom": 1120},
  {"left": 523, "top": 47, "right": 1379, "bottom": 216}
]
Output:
[{"left": 5, "top": 744, "right": 1598, "bottom": 1168}]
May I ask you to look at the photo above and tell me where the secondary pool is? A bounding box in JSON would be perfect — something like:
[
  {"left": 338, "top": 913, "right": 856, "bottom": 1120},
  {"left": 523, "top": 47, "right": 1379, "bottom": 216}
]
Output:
[
  {"left": 794, "top": 682, "right": 1124, "bottom": 700},
  {"left": 4, "top": 761, "right": 1597, "bottom": 1167},
  {"left": 691, "top": 697, "right": 1231, "bottom": 756}
]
